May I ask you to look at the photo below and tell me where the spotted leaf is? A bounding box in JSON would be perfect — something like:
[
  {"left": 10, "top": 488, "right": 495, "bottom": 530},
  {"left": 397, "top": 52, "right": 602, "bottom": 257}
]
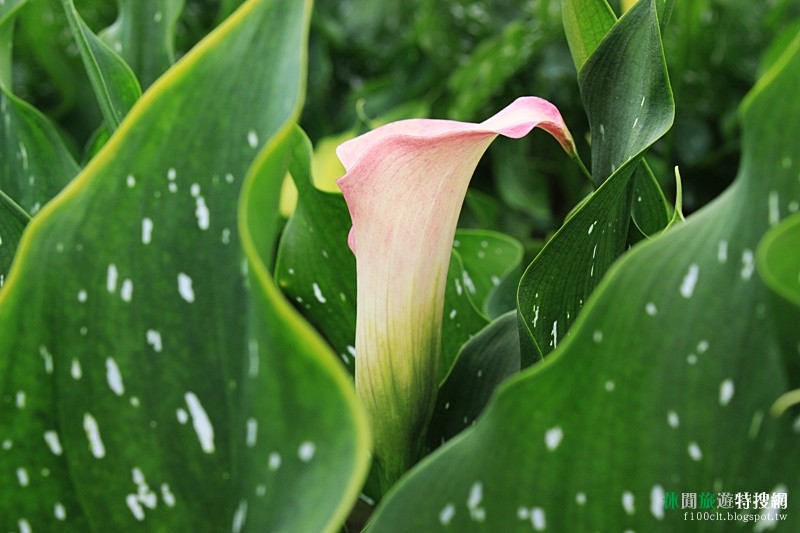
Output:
[
  {"left": 0, "top": 0, "right": 367, "bottom": 531},
  {"left": 367, "top": 32, "right": 800, "bottom": 532}
]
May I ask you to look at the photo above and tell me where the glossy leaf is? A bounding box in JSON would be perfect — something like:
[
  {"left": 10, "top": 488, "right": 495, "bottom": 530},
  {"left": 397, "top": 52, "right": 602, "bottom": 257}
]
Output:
[
  {"left": 101, "top": 0, "right": 184, "bottom": 90},
  {"left": 0, "top": 88, "right": 80, "bottom": 215},
  {"left": 758, "top": 212, "right": 800, "bottom": 307},
  {"left": 240, "top": 125, "right": 371, "bottom": 533},
  {"left": 427, "top": 311, "right": 520, "bottom": 448},
  {"left": 367, "top": 33, "right": 800, "bottom": 532},
  {"left": 453, "top": 230, "right": 524, "bottom": 317},
  {"left": 0, "top": 0, "right": 367, "bottom": 530},
  {"left": 275, "top": 129, "right": 359, "bottom": 369},
  {"left": 757, "top": 212, "right": 800, "bottom": 386},
  {"left": 0, "top": 189, "right": 28, "bottom": 287},
  {"left": 630, "top": 161, "right": 671, "bottom": 243},
  {"left": 61, "top": 0, "right": 141, "bottom": 130},
  {"left": 561, "top": 0, "right": 615, "bottom": 72},
  {"left": 518, "top": 0, "right": 674, "bottom": 362}
]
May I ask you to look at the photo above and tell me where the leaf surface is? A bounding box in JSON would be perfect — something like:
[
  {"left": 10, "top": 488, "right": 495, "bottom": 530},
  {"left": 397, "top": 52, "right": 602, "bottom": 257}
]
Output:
[
  {"left": 561, "top": 0, "right": 615, "bottom": 71},
  {"left": 368, "top": 33, "right": 800, "bottom": 532},
  {"left": 0, "top": 189, "right": 28, "bottom": 287},
  {"left": 100, "top": 0, "right": 184, "bottom": 90},
  {"left": 518, "top": 0, "right": 674, "bottom": 362},
  {"left": 0, "top": 0, "right": 367, "bottom": 531},
  {"left": 61, "top": 0, "right": 141, "bottom": 130}
]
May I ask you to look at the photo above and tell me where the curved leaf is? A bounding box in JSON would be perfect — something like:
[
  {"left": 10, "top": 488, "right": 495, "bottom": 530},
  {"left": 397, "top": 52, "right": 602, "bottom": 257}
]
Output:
[
  {"left": 758, "top": 212, "right": 800, "bottom": 307},
  {"left": 100, "top": 0, "right": 184, "bottom": 90},
  {"left": 61, "top": 0, "right": 141, "bottom": 130},
  {"left": 240, "top": 126, "right": 371, "bottom": 532},
  {"left": 453, "top": 230, "right": 524, "bottom": 317},
  {"left": 0, "top": 189, "right": 28, "bottom": 287},
  {"left": 0, "top": 89, "right": 80, "bottom": 214},
  {"left": 427, "top": 311, "right": 520, "bottom": 448},
  {"left": 561, "top": 0, "right": 616, "bottom": 72},
  {"left": 518, "top": 0, "right": 674, "bottom": 362},
  {"left": 629, "top": 161, "right": 671, "bottom": 244},
  {"left": 0, "top": 1, "right": 368, "bottom": 531},
  {"left": 366, "top": 33, "right": 800, "bottom": 532}
]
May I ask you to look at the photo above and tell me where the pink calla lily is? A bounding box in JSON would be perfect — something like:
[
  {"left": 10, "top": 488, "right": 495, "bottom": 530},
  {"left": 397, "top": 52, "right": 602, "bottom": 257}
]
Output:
[{"left": 336, "top": 97, "right": 579, "bottom": 489}]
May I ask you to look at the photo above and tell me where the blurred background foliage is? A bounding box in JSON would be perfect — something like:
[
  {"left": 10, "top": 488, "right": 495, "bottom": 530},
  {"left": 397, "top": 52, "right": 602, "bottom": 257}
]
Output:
[{"left": 9, "top": 0, "right": 800, "bottom": 259}]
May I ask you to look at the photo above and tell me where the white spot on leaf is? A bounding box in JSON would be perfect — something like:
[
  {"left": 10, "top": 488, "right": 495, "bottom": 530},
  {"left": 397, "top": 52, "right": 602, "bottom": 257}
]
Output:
[
  {"left": 247, "top": 130, "right": 259, "bottom": 148},
  {"left": 106, "top": 358, "right": 125, "bottom": 396},
  {"left": 178, "top": 273, "right": 195, "bottom": 303},
  {"left": 680, "top": 264, "right": 699, "bottom": 298},
  {"left": 439, "top": 503, "right": 455, "bottom": 525},
  {"left": 232, "top": 499, "right": 248, "bottom": 533},
  {"left": 622, "top": 491, "right": 635, "bottom": 515},
  {"left": 688, "top": 441, "right": 702, "bottom": 461},
  {"left": 246, "top": 418, "right": 257, "bottom": 448},
  {"left": 185, "top": 392, "right": 215, "bottom": 453},
  {"left": 44, "top": 430, "right": 63, "bottom": 456},
  {"left": 71, "top": 359, "right": 82, "bottom": 380},
  {"left": 107, "top": 264, "right": 118, "bottom": 293},
  {"left": 83, "top": 413, "right": 106, "bottom": 458},
  {"left": 312, "top": 283, "right": 327, "bottom": 303},
  {"left": 741, "top": 249, "right": 755, "bottom": 280},
  {"left": 467, "top": 481, "right": 485, "bottom": 522},
  {"left": 161, "top": 484, "right": 176, "bottom": 507},
  {"left": 719, "top": 379, "right": 734, "bottom": 406},
  {"left": 717, "top": 241, "right": 728, "bottom": 263},
  {"left": 120, "top": 279, "right": 134, "bottom": 302},
  {"left": 298, "top": 441, "right": 315, "bottom": 462},
  {"left": 651, "top": 485, "right": 665, "bottom": 520},
  {"left": 268, "top": 452, "right": 281, "bottom": 471},
  {"left": 16, "top": 467, "right": 29, "bottom": 487},
  {"left": 667, "top": 411, "right": 680, "bottom": 428},
  {"left": 195, "top": 196, "right": 210, "bottom": 230},
  {"left": 531, "top": 507, "right": 546, "bottom": 531},
  {"left": 545, "top": 427, "right": 563, "bottom": 451},
  {"left": 146, "top": 330, "right": 163, "bottom": 353},
  {"left": 142, "top": 218, "right": 153, "bottom": 244}
]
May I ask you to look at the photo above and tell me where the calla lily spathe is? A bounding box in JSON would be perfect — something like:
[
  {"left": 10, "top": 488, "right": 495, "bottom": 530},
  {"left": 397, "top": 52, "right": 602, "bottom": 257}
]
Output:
[{"left": 336, "top": 97, "right": 578, "bottom": 489}]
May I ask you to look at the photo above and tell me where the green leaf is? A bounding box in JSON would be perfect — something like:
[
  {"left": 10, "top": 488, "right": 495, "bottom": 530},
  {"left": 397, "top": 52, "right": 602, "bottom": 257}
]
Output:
[
  {"left": 2, "top": 1, "right": 77, "bottom": 215},
  {"left": 561, "top": 0, "right": 616, "bottom": 72},
  {"left": 0, "top": 0, "right": 368, "bottom": 530},
  {"left": 241, "top": 124, "right": 371, "bottom": 533},
  {"left": 453, "top": 229, "right": 524, "bottom": 317},
  {"left": 365, "top": 33, "right": 800, "bottom": 532},
  {"left": 0, "top": 88, "right": 80, "bottom": 214},
  {"left": 275, "top": 128, "right": 359, "bottom": 370},
  {"left": 758, "top": 212, "right": 800, "bottom": 307},
  {"left": 630, "top": 161, "right": 670, "bottom": 243},
  {"left": 427, "top": 311, "right": 520, "bottom": 448},
  {"left": 100, "top": 0, "right": 184, "bottom": 90},
  {"left": 275, "top": 183, "right": 511, "bottom": 380},
  {"left": 440, "top": 251, "right": 489, "bottom": 380},
  {"left": 518, "top": 0, "right": 674, "bottom": 362},
  {"left": 0, "top": 0, "right": 27, "bottom": 27},
  {"left": 61, "top": 0, "right": 142, "bottom": 130},
  {"left": 582, "top": 1, "right": 674, "bottom": 185},
  {"left": 0, "top": 189, "right": 28, "bottom": 286},
  {"left": 0, "top": 1, "right": 27, "bottom": 87},
  {"left": 757, "top": 212, "right": 800, "bottom": 386}
]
